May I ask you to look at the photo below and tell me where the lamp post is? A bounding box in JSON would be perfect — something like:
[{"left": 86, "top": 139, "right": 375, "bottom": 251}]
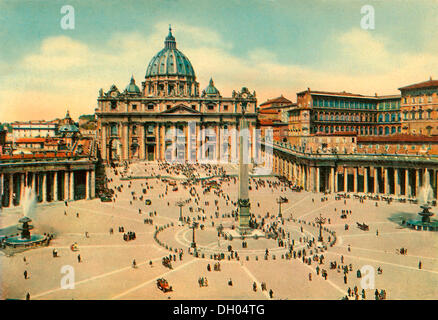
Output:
[
  {"left": 315, "top": 213, "right": 326, "bottom": 242},
  {"left": 176, "top": 200, "right": 185, "bottom": 222},
  {"left": 276, "top": 196, "right": 288, "bottom": 218},
  {"left": 191, "top": 222, "right": 198, "bottom": 248}
]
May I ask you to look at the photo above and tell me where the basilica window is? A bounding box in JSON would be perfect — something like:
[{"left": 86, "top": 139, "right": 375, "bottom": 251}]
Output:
[
  {"left": 132, "top": 104, "right": 137, "bottom": 110},
  {"left": 111, "top": 101, "right": 117, "bottom": 110},
  {"left": 148, "top": 104, "right": 154, "bottom": 110},
  {"left": 428, "top": 96, "right": 432, "bottom": 103},
  {"left": 223, "top": 105, "right": 228, "bottom": 111}
]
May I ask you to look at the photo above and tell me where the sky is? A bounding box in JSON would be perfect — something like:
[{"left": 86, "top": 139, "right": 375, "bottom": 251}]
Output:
[{"left": 0, "top": 0, "right": 437, "bottom": 122}]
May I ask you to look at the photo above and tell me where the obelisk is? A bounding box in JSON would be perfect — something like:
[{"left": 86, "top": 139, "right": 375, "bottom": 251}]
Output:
[{"left": 238, "top": 115, "right": 251, "bottom": 234}]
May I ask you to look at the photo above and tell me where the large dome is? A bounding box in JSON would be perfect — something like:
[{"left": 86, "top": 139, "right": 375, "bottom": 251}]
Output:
[{"left": 145, "top": 27, "right": 196, "bottom": 79}]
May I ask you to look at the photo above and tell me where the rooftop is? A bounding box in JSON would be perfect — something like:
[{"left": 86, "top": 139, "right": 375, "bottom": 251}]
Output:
[
  {"left": 398, "top": 78, "right": 438, "bottom": 91},
  {"left": 358, "top": 134, "right": 438, "bottom": 143},
  {"left": 259, "top": 95, "right": 292, "bottom": 107}
]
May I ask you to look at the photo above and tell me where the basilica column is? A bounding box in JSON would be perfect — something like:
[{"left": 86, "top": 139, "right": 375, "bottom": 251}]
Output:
[
  {"left": 102, "top": 123, "right": 107, "bottom": 162},
  {"left": 216, "top": 124, "right": 221, "bottom": 162},
  {"left": 123, "top": 123, "right": 129, "bottom": 161},
  {"left": 139, "top": 124, "right": 145, "bottom": 160},
  {"left": 54, "top": 171, "right": 58, "bottom": 202}
]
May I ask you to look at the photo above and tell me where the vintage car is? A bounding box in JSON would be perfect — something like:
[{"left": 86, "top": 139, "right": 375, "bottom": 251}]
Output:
[
  {"left": 156, "top": 278, "right": 173, "bottom": 293},
  {"left": 145, "top": 199, "right": 152, "bottom": 205}
]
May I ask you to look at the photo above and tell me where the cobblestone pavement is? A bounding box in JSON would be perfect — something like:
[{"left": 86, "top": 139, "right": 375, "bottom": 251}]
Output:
[{"left": 1, "top": 162, "right": 437, "bottom": 300}]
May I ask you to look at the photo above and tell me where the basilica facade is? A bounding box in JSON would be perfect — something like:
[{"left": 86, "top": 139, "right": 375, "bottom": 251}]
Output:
[{"left": 95, "top": 27, "right": 257, "bottom": 164}]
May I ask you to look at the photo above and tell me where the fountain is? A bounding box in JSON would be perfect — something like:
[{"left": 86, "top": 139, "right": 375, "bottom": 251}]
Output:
[
  {"left": 406, "top": 175, "right": 438, "bottom": 231},
  {"left": 3, "top": 187, "right": 47, "bottom": 249}
]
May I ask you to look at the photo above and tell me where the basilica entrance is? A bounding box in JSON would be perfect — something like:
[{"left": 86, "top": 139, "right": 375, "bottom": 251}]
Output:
[{"left": 147, "top": 145, "right": 155, "bottom": 161}]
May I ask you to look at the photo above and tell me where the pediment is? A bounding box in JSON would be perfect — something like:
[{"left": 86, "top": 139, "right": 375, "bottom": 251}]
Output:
[{"left": 161, "top": 104, "right": 201, "bottom": 114}]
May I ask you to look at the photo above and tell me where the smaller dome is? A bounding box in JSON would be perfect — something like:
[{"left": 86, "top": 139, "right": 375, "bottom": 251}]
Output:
[
  {"left": 203, "top": 78, "right": 220, "bottom": 97},
  {"left": 59, "top": 124, "right": 79, "bottom": 133},
  {"left": 125, "top": 76, "right": 141, "bottom": 94}
]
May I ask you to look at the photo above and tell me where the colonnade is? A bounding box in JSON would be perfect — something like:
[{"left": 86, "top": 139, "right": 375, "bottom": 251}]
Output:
[
  {"left": 264, "top": 149, "right": 438, "bottom": 199},
  {"left": 0, "top": 169, "right": 95, "bottom": 208}
]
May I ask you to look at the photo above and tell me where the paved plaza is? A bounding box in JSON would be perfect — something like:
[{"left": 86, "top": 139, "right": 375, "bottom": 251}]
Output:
[{"left": 1, "top": 162, "right": 438, "bottom": 300}]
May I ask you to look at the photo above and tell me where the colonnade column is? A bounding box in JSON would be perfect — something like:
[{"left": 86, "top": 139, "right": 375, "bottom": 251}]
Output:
[
  {"left": 9, "top": 173, "right": 13, "bottom": 206},
  {"left": 405, "top": 169, "right": 411, "bottom": 197},
  {"left": 395, "top": 168, "right": 400, "bottom": 196},
  {"left": 364, "top": 168, "right": 368, "bottom": 193},
  {"left": 64, "top": 171, "right": 69, "bottom": 201},
  {"left": 415, "top": 169, "right": 420, "bottom": 197},
  {"left": 344, "top": 167, "right": 348, "bottom": 192},
  {"left": 384, "top": 168, "right": 389, "bottom": 195},
  {"left": 69, "top": 171, "right": 74, "bottom": 201},
  {"left": 316, "top": 167, "right": 320, "bottom": 193},
  {"left": 54, "top": 171, "right": 58, "bottom": 202},
  {"left": 334, "top": 168, "right": 338, "bottom": 193},
  {"left": 374, "top": 167, "right": 378, "bottom": 194},
  {"left": 42, "top": 172, "right": 47, "bottom": 203},
  {"left": 353, "top": 167, "right": 358, "bottom": 193},
  {"left": 20, "top": 173, "right": 25, "bottom": 205},
  {"left": 86, "top": 170, "right": 90, "bottom": 200},
  {"left": 91, "top": 170, "right": 95, "bottom": 199}
]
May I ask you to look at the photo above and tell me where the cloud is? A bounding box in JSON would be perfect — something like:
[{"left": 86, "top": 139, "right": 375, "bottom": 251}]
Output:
[{"left": 0, "top": 23, "right": 437, "bottom": 122}]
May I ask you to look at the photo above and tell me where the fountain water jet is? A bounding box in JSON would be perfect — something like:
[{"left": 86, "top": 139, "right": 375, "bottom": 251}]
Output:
[
  {"left": 3, "top": 187, "right": 47, "bottom": 248},
  {"left": 406, "top": 175, "right": 438, "bottom": 231}
]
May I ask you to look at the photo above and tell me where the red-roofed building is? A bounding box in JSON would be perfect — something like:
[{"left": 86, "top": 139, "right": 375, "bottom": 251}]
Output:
[
  {"left": 258, "top": 95, "right": 294, "bottom": 142},
  {"left": 399, "top": 77, "right": 438, "bottom": 136}
]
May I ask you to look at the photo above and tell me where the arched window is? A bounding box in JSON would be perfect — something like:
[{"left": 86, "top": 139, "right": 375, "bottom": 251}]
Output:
[
  {"left": 391, "top": 127, "right": 396, "bottom": 134},
  {"left": 378, "top": 114, "right": 383, "bottom": 122},
  {"left": 379, "top": 127, "right": 383, "bottom": 135},
  {"left": 385, "top": 113, "right": 390, "bottom": 122},
  {"left": 385, "top": 127, "right": 390, "bottom": 135}
]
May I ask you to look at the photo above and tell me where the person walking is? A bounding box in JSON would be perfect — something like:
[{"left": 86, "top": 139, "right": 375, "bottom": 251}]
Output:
[
  {"left": 24, "top": 270, "right": 28, "bottom": 279},
  {"left": 77, "top": 254, "right": 81, "bottom": 263}
]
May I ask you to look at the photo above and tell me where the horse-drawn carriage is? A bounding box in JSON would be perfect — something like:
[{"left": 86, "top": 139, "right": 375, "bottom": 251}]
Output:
[
  {"left": 162, "top": 257, "right": 172, "bottom": 269},
  {"left": 156, "top": 278, "right": 173, "bottom": 293},
  {"left": 356, "top": 222, "right": 369, "bottom": 231}
]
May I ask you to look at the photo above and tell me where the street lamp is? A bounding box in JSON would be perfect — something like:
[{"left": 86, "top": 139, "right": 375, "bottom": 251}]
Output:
[
  {"left": 191, "top": 222, "right": 198, "bottom": 248},
  {"left": 176, "top": 199, "right": 185, "bottom": 222},
  {"left": 276, "top": 196, "right": 288, "bottom": 218},
  {"left": 315, "top": 213, "right": 326, "bottom": 242}
]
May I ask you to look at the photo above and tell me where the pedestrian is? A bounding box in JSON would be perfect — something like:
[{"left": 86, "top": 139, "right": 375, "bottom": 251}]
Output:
[
  {"left": 24, "top": 270, "right": 28, "bottom": 279},
  {"left": 26, "top": 293, "right": 30, "bottom": 300},
  {"left": 78, "top": 254, "right": 81, "bottom": 263},
  {"left": 269, "top": 289, "right": 273, "bottom": 298},
  {"left": 419, "top": 261, "right": 422, "bottom": 269}
]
